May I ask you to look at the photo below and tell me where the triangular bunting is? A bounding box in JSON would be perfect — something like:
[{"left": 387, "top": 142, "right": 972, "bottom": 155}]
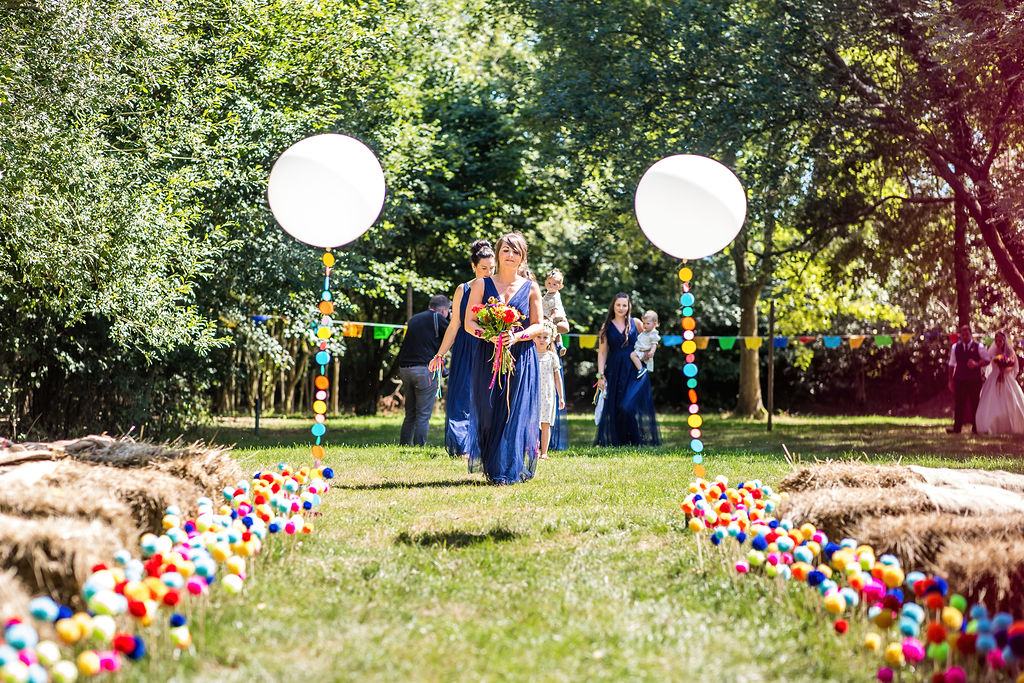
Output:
[
  {"left": 898, "top": 333, "right": 913, "bottom": 343},
  {"left": 662, "top": 335, "right": 683, "bottom": 347},
  {"left": 772, "top": 336, "right": 788, "bottom": 349},
  {"left": 695, "top": 337, "right": 710, "bottom": 350},
  {"left": 373, "top": 325, "right": 395, "bottom": 340},
  {"left": 342, "top": 323, "right": 364, "bottom": 338},
  {"left": 848, "top": 335, "right": 866, "bottom": 349},
  {"left": 823, "top": 336, "right": 841, "bottom": 349},
  {"left": 874, "top": 334, "right": 893, "bottom": 347},
  {"left": 578, "top": 334, "right": 598, "bottom": 349},
  {"left": 799, "top": 336, "right": 817, "bottom": 345},
  {"left": 744, "top": 337, "right": 763, "bottom": 349},
  {"left": 718, "top": 336, "right": 736, "bottom": 350}
]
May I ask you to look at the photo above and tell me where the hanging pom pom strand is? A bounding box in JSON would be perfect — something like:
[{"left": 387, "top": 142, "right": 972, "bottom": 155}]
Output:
[{"left": 679, "top": 265, "right": 705, "bottom": 479}]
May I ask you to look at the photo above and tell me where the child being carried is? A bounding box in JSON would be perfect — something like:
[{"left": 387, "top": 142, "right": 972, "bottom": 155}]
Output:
[{"left": 631, "top": 310, "right": 660, "bottom": 379}]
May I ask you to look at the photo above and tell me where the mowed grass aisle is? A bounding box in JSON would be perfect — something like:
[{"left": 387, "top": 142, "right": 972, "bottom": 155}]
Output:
[{"left": 135, "top": 415, "right": 1024, "bottom": 682}]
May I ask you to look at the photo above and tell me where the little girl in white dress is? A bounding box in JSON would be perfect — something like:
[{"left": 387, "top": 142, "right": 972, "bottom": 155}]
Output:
[{"left": 534, "top": 325, "right": 565, "bottom": 460}]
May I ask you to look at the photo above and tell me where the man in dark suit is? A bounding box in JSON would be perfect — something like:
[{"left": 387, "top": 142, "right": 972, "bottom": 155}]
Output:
[
  {"left": 947, "top": 323, "right": 989, "bottom": 433},
  {"left": 397, "top": 295, "right": 451, "bottom": 445}
]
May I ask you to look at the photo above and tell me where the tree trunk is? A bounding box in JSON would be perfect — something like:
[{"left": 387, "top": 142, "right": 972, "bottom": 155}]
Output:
[
  {"left": 406, "top": 282, "right": 414, "bottom": 322},
  {"left": 953, "top": 198, "right": 971, "bottom": 328},
  {"left": 735, "top": 285, "right": 766, "bottom": 418},
  {"left": 330, "top": 356, "right": 340, "bottom": 414}
]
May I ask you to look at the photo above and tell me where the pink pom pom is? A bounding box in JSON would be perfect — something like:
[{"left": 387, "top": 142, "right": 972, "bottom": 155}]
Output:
[
  {"left": 781, "top": 552, "right": 794, "bottom": 564},
  {"left": 284, "top": 522, "right": 296, "bottom": 534},
  {"left": 186, "top": 578, "right": 205, "bottom": 595},
  {"left": 98, "top": 651, "right": 122, "bottom": 672},
  {"left": 902, "top": 637, "right": 926, "bottom": 664},
  {"left": 942, "top": 667, "right": 966, "bottom": 683},
  {"left": 877, "top": 667, "right": 894, "bottom": 683},
  {"left": 987, "top": 649, "right": 1005, "bottom": 669},
  {"left": 735, "top": 561, "right": 749, "bottom": 574}
]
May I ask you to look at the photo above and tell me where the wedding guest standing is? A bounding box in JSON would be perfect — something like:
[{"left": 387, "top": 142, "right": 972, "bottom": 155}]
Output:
[
  {"left": 947, "top": 323, "right": 989, "bottom": 434},
  {"left": 397, "top": 294, "right": 450, "bottom": 446},
  {"left": 464, "top": 232, "right": 543, "bottom": 484},
  {"left": 429, "top": 240, "right": 495, "bottom": 458},
  {"left": 594, "top": 293, "right": 660, "bottom": 447},
  {"left": 975, "top": 331, "right": 1024, "bottom": 434}
]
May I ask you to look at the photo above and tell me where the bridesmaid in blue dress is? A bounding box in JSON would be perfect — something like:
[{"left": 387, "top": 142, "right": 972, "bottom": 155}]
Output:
[
  {"left": 594, "top": 293, "right": 660, "bottom": 447},
  {"left": 463, "top": 233, "right": 544, "bottom": 484},
  {"left": 429, "top": 240, "right": 495, "bottom": 458}
]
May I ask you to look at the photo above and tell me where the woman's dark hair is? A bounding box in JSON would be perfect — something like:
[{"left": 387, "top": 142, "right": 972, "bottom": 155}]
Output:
[
  {"left": 470, "top": 239, "right": 494, "bottom": 266},
  {"left": 598, "top": 292, "right": 631, "bottom": 347}
]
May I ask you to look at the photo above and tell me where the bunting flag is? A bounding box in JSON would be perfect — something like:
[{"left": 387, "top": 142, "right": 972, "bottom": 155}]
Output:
[
  {"left": 662, "top": 335, "right": 683, "bottom": 347},
  {"left": 718, "top": 336, "right": 736, "bottom": 350},
  {"left": 772, "top": 336, "right": 788, "bottom": 348},
  {"left": 561, "top": 334, "right": 570, "bottom": 348},
  {"left": 798, "top": 336, "right": 816, "bottom": 344},
  {"left": 823, "top": 336, "right": 842, "bottom": 348},
  {"left": 578, "top": 334, "right": 598, "bottom": 348},
  {"left": 848, "top": 335, "right": 866, "bottom": 349},
  {"left": 341, "top": 323, "right": 364, "bottom": 338},
  {"left": 373, "top": 325, "right": 395, "bottom": 339},
  {"left": 874, "top": 334, "right": 893, "bottom": 347},
  {"left": 899, "top": 333, "right": 914, "bottom": 343},
  {"left": 695, "top": 337, "right": 710, "bottom": 350},
  {"left": 744, "top": 337, "right": 763, "bottom": 349}
]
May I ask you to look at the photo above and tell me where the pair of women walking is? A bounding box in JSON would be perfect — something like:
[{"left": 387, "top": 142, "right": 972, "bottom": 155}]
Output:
[{"left": 430, "top": 233, "right": 659, "bottom": 487}]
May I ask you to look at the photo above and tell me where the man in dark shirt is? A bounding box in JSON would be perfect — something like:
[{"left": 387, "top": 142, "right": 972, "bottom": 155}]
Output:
[
  {"left": 397, "top": 294, "right": 451, "bottom": 445},
  {"left": 947, "top": 323, "right": 989, "bottom": 434}
]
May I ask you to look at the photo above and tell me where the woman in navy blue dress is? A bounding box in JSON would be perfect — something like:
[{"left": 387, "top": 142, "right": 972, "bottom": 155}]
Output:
[
  {"left": 594, "top": 293, "right": 660, "bottom": 447},
  {"left": 463, "top": 233, "right": 544, "bottom": 484},
  {"left": 429, "top": 240, "right": 495, "bottom": 458}
]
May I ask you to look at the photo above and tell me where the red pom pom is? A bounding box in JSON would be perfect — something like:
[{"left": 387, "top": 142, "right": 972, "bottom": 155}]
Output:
[
  {"left": 956, "top": 633, "right": 977, "bottom": 655},
  {"left": 91, "top": 563, "right": 108, "bottom": 573},
  {"left": 254, "top": 494, "right": 267, "bottom": 505},
  {"left": 925, "top": 593, "right": 945, "bottom": 610},
  {"left": 113, "top": 633, "right": 136, "bottom": 653},
  {"left": 882, "top": 595, "right": 902, "bottom": 611},
  {"left": 242, "top": 531, "right": 252, "bottom": 541},
  {"left": 926, "top": 621, "right": 947, "bottom": 644},
  {"left": 914, "top": 578, "right": 934, "bottom": 597},
  {"left": 162, "top": 590, "right": 181, "bottom": 606},
  {"left": 931, "top": 673, "right": 945, "bottom": 683},
  {"left": 834, "top": 619, "right": 849, "bottom": 634},
  {"left": 127, "top": 600, "right": 146, "bottom": 618}
]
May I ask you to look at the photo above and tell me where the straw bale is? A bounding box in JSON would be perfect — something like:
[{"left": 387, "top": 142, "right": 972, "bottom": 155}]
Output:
[
  {"left": 0, "top": 479, "right": 137, "bottom": 539},
  {"left": 779, "top": 463, "right": 924, "bottom": 493},
  {"left": 0, "top": 513, "right": 125, "bottom": 607},
  {"left": 933, "top": 537, "right": 1024, "bottom": 615},
  {"left": 907, "top": 465, "right": 1024, "bottom": 495},
  {"left": 0, "top": 569, "right": 34, "bottom": 622},
  {"left": 913, "top": 482, "right": 1024, "bottom": 515},
  {"left": 776, "top": 486, "right": 936, "bottom": 540},
  {"left": 849, "top": 513, "right": 1024, "bottom": 569},
  {"left": 40, "top": 460, "right": 203, "bottom": 534}
]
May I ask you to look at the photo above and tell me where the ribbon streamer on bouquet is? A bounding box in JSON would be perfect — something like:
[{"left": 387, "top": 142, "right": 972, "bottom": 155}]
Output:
[{"left": 431, "top": 360, "right": 444, "bottom": 398}]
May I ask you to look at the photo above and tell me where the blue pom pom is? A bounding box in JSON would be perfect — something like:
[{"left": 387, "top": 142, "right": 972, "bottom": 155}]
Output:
[
  {"left": 693, "top": 494, "right": 703, "bottom": 502},
  {"left": 303, "top": 501, "right": 312, "bottom": 510},
  {"left": 768, "top": 520, "right": 779, "bottom": 529},
  {"left": 241, "top": 516, "right": 254, "bottom": 528},
  {"left": 735, "top": 532, "right": 747, "bottom": 544},
  {"left": 751, "top": 536, "right": 768, "bottom": 551},
  {"left": 885, "top": 588, "right": 904, "bottom": 604},
  {"left": 268, "top": 522, "right": 281, "bottom": 533},
  {"left": 976, "top": 633, "right": 997, "bottom": 653},
  {"left": 183, "top": 521, "right": 196, "bottom": 533},
  {"left": 253, "top": 472, "right": 262, "bottom": 480},
  {"left": 806, "top": 571, "right": 825, "bottom": 587},
  {"left": 169, "top": 613, "right": 186, "bottom": 628},
  {"left": 993, "top": 612, "right": 1014, "bottom": 631},
  {"left": 932, "top": 576, "right": 948, "bottom": 595},
  {"left": 970, "top": 604, "right": 989, "bottom": 620},
  {"left": 129, "top": 635, "right": 146, "bottom": 660},
  {"left": 718, "top": 493, "right": 727, "bottom": 500},
  {"left": 57, "top": 605, "right": 73, "bottom": 621},
  {"left": 322, "top": 467, "right": 334, "bottom": 479},
  {"left": 823, "top": 542, "right": 841, "bottom": 559},
  {"left": 710, "top": 535, "right": 721, "bottom": 546}
]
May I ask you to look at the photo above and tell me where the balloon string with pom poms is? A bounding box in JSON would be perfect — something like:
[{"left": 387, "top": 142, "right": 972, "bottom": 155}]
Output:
[
  {"left": 309, "top": 250, "right": 335, "bottom": 468},
  {"left": 678, "top": 264, "right": 705, "bottom": 479}
]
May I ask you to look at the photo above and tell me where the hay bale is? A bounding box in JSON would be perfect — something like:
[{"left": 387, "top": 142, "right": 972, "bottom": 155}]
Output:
[
  {"left": 907, "top": 466, "right": 1024, "bottom": 495},
  {"left": 934, "top": 537, "right": 1024, "bottom": 615},
  {"left": 777, "top": 486, "right": 936, "bottom": 540},
  {"left": 0, "top": 569, "right": 34, "bottom": 622},
  {"left": 40, "top": 461, "right": 203, "bottom": 535},
  {"left": 849, "top": 513, "right": 1024, "bottom": 569},
  {"left": 914, "top": 482, "right": 1024, "bottom": 515},
  {"left": 0, "top": 513, "right": 125, "bottom": 607},
  {"left": 779, "top": 463, "right": 924, "bottom": 493},
  {"left": 0, "top": 480, "right": 137, "bottom": 540}
]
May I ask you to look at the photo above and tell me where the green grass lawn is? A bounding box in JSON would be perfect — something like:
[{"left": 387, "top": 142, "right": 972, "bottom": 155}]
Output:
[{"left": 131, "top": 414, "right": 1023, "bottom": 682}]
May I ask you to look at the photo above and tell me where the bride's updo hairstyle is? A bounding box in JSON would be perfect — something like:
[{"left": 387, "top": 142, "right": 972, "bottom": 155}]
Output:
[
  {"left": 493, "top": 232, "right": 530, "bottom": 278},
  {"left": 470, "top": 239, "right": 494, "bottom": 266}
]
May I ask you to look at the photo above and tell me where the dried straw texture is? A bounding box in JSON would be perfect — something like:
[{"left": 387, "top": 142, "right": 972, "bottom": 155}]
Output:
[
  {"left": 849, "top": 513, "right": 1024, "bottom": 570},
  {"left": 40, "top": 461, "right": 204, "bottom": 536},
  {"left": 0, "top": 480, "right": 137, "bottom": 540},
  {"left": 0, "top": 569, "right": 33, "bottom": 622},
  {"left": 0, "top": 513, "right": 126, "bottom": 606},
  {"left": 779, "top": 463, "right": 924, "bottom": 493},
  {"left": 935, "top": 537, "right": 1024, "bottom": 614},
  {"left": 776, "top": 487, "right": 936, "bottom": 540}
]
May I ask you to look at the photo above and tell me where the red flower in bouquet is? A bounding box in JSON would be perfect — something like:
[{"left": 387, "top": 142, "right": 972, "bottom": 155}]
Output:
[{"left": 475, "top": 296, "right": 525, "bottom": 392}]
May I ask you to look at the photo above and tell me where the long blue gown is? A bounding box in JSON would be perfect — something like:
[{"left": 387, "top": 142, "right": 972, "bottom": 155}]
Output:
[
  {"left": 550, "top": 364, "right": 569, "bottom": 451},
  {"left": 445, "top": 282, "right": 483, "bottom": 457},
  {"left": 467, "top": 277, "right": 540, "bottom": 484},
  {"left": 595, "top": 318, "right": 660, "bottom": 447}
]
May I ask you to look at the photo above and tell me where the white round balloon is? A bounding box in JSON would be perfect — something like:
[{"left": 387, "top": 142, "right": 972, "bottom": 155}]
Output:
[
  {"left": 267, "top": 134, "right": 386, "bottom": 249},
  {"left": 634, "top": 154, "right": 746, "bottom": 260}
]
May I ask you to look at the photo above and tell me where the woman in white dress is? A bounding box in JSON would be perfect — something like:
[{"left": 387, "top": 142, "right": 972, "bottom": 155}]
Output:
[{"left": 975, "top": 331, "right": 1024, "bottom": 434}]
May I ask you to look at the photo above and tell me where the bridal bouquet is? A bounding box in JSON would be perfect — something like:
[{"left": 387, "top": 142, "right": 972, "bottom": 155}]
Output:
[
  {"left": 473, "top": 296, "right": 525, "bottom": 390},
  {"left": 994, "top": 354, "right": 1014, "bottom": 382}
]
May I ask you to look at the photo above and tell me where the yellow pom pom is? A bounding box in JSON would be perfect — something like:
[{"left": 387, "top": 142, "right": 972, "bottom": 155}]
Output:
[
  {"left": 863, "top": 632, "right": 882, "bottom": 652},
  {"left": 884, "top": 642, "right": 905, "bottom": 668},
  {"left": 76, "top": 650, "right": 101, "bottom": 677},
  {"left": 882, "top": 566, "right": 905, "bottom": 588},
  {"left": 823, "top": 591, "right": 845, "bottom": 615}
]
